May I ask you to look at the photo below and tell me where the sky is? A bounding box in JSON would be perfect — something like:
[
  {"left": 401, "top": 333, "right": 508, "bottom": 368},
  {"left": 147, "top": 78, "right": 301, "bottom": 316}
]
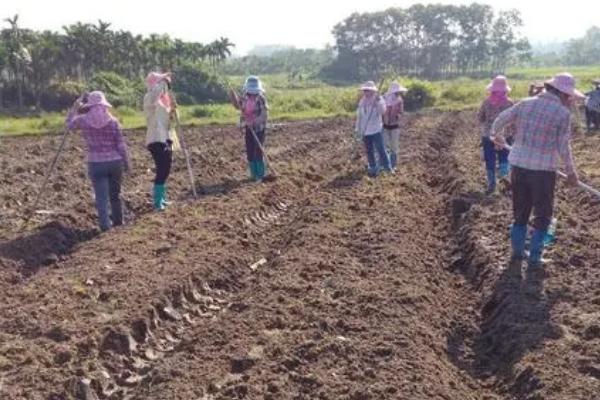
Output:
[{"left": 1, "top": 0, "right": 598, "bottom": 55}]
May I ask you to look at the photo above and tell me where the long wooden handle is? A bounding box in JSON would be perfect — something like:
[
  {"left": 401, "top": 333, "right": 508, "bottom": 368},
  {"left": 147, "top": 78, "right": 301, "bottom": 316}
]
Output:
[
  {"left": 27, "top": 129, "right": 70, "bottom": 216},
  {"left": 501, "top": 143, "right": 600, "bottom": 199},
  {"left": 174, "top": 109, "right": 198, "bottom": 199}
]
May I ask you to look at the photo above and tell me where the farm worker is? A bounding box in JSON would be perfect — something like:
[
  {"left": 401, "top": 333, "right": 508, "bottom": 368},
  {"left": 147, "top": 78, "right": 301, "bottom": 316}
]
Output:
[
  {"left": 528, "top": 82, "right": 544, "bottom": 97},
  {"left": 229, "top": 76, "right": 269, "bottom": 182},
  {"left": 355, "top": 81, "right": 392, "bottom": 177},
  {"left": 66, "top": 91, "right": 130, "bottom": 232},
  {"left": 144, "top": 72, "right": 178, "bottom": 211},
  {"left": 382, "top": 81, "right": 408, "bottom": 169},
  {"left": 584, "top": 79, "right": 600, "bottom": 132},
  {"left": 491, "top": 72, "right": 582, "bottom": 267},
  {"left": 477, "top": 75, "right": 514, "bottom": 194}
]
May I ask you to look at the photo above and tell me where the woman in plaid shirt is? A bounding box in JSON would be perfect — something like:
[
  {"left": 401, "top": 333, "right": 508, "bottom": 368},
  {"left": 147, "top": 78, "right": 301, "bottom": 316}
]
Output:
[
  {"left": 66, "top": 91, "right": 130, "bottom": 232},
  {"left": 491, "top": 73, "right": 581, "bottom": 267}
]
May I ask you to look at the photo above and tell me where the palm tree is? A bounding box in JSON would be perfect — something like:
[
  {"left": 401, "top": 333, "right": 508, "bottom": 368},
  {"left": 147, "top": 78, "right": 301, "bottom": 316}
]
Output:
[
  {"left": 0, "top": 42, "right": 8, "bottom": 109},
  {"left": 216, "top": 37, "right": 235, "bottom": 61},
  {"left": 4, "top": 14, "right": 31, "bottom": 108}
]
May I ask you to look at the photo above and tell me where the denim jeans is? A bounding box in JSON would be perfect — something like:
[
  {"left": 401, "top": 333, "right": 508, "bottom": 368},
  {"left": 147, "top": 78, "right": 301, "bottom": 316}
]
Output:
[
  {"left": 88, "top": 160, "right": 124, "bottom": 231},
  {"left": 363, "top": 131, "right": 391, "bottom": 175},
  {"left": 482, "top": 136, "right": 510, "bottom": 173}
]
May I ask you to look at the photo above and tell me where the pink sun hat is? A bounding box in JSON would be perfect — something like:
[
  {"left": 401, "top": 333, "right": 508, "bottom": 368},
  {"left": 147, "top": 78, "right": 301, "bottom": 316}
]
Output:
[
  {"left": 145, "top": 72, "right": 171, "bottom": 90},
  {"left": 387, "top": 81, "right": 408, "bottom": 95},
  {"left": 486, "top": 75, "right": 511, "bottom": 93},
  {"left": 545, "top": 72, "right": 584, "bottom": 98},
  {"left": 360, "top": 81, "right": 378, "bottom": 92},
  {"left": 82, "top": 91, "right": 112, "bottom": 108}
]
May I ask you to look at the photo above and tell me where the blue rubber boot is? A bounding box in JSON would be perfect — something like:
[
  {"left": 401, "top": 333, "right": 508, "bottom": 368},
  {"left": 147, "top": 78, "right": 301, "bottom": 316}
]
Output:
[
  {"left": 529, "top": 229, "right": 548, "bottom": 266},
  {"left": 499, "top": 162, "right": 510, "bottom": 179},
  {"left": 486, "top": 169, "right": 496, "bottom": 194},
  {"left": 510, "top": 224, "right": 527, "bottom": 260},
  {"left": 153, "top": 184, "right": 166, "bottom": 211}
]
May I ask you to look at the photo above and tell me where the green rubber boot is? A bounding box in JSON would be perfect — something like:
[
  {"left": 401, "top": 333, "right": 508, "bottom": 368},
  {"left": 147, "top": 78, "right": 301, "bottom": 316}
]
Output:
[
  {"left": 248, "top": 161, "right": 257, "bottom": 181},
  {"left": 153, "top": 184, "right": 166, "bottom": 211}
]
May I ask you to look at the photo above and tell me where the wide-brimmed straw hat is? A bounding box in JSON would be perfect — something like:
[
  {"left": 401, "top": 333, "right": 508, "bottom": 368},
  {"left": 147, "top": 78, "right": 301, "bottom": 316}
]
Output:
[
  {"left": 81, "top": 91, "right": 112, "bottom": 108},
  {"left": 545, "top": 72, "right": 584, "bottom": 98},
  {"left": 360, "top": 81, "right": 378, "bottom": 92},
  {"left": 486, "top": 75, "right": 511, "bottom": 92},
  {"left": 244, "top": 76, "right": 265, "bottom": 95},
  {"left": 387, "top": 81, "right": 408, "bottom": 94}
]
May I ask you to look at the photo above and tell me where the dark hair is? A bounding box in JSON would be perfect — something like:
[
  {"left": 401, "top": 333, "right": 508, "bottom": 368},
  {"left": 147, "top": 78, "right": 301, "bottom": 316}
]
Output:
[{"left": 544, "top": 83, "right": 564, "bottom": 97}]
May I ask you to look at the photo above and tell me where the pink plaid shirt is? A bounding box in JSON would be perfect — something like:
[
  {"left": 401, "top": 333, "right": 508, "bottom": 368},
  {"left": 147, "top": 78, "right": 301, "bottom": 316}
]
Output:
[
  {"left": 66, "top": 111, "right": 129, "bottom": 165},
  {"left": 491, "top": 92, "right": 576, "bottom": 175}
]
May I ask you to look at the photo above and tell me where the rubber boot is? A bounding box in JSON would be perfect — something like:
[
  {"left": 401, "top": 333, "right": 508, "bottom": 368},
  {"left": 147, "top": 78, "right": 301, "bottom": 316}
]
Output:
[
  {"left": 153, "top": 184, "right": 166, "bottom": 211},
  {"left": 255, "top": 160, "right": 265, "bottom": 181},
  {"left": 499, "top": 162, "right": 510, "bottom": 179},
  {"left": 390, "top": 152, "right": 398, "bottom": 169},
  {"left": 529, "top": 228, "right": 547, "bottom": 266},
  {"left": 248, "top": 161, "right": 256, "bottom": 181},
  {"left": 161, "top": 185, "right": 169, "bottom": 208},
  {"left": 486, "top": 169, "right": 496, "bottom": 194},
  {"left": 510, "top": 224, "right": 527, "bottom": 260}
]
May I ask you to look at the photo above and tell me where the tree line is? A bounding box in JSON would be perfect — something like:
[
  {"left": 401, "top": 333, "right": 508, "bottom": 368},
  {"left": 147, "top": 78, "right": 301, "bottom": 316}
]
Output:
[
  {"left": 322, "top": 3, "right": 531, "bottom": 81},
  {"left": 0, "top": 15, "right": 234, "bottom": 110}
]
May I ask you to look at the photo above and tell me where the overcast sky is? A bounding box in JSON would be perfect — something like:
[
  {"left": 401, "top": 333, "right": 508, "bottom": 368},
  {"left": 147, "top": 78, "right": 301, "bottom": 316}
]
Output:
[{"left": 2, "top": 0, "right": 598, "bottom": 54}]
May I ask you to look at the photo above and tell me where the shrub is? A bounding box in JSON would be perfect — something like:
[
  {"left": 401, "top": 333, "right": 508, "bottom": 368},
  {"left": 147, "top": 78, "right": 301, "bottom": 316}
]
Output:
[
  {"left": 40, "top": 80, "right": 86, "bottom": 111},
  {"left": 403, "top": 80, "right": 436, "bottom": 111},
  {"left": 87, "top": 71, "right": 143, "bottom": 108},
  {"left": 190, "top": 106, "right": 215, "bottom": 118},
  {"left": 172, "top": 64, "right": 228, "bottom": 104}
]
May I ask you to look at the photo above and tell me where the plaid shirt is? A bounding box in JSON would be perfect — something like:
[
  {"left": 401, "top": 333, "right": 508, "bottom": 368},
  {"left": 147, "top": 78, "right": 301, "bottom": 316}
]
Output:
[
  {"left": 491, "top": 92, "right": 575, "bottom": 175},
  {"left": 66, "top": 112, "right": 129, "bottom": 165}
]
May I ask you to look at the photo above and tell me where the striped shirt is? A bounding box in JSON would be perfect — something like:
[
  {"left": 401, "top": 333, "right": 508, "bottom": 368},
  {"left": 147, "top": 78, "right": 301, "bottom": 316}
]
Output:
[
  {"left": 491, "top": 92, "right": 575, "bottom": 175},
  {"left": 66, "top": 112, "right": 129, "bottom": 165}
]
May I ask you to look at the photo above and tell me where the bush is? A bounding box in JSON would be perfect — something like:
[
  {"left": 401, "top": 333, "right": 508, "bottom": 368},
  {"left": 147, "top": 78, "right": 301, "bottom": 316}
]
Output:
[
  {"left": 439, "top": 84, "right": 482, "bottom": 106},
  {"left": 87, "top": 71, "right": 144, "bottom": 108},
  {"left": 174, "top": 92, "right": 196, "bottom": 106},
  {"left": 190, "top": 106, "right": 215, "bottom": 118},
  {"left": 403, "top": 80, "right": 436, "bottom": 111},
  {"left": 40, "top": 80, "right": 86, "bottom": 111},
  {"left": 172, "top": 64, "right": 228, "bottom": 104}
]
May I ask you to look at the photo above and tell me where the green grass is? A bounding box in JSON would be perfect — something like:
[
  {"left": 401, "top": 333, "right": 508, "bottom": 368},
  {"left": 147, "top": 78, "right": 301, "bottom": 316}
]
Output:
[{"left": 2, "top": 67, "right": 599, "bottom": 136}]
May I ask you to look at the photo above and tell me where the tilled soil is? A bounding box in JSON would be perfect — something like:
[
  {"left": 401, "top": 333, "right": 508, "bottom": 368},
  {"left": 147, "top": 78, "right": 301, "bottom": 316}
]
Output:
[{"left": 0, "top": 112, "right": 599, "bottom": 400}]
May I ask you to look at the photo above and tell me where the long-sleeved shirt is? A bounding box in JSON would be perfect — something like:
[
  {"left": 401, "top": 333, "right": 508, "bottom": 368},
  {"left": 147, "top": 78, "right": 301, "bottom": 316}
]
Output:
[
  {"left": 585, "top": 88, "right": 600, "bottom": 112},
  {"left": 66, "top": 110, "right": 129, "bottom": 166},
  {"left": 144, "top": 81, "right": 172, "bottom": 145},
  {"left": 477, "top": 97, "right": 514, "bottom": 137},
  {"left": 356, "top": 97, "right": 386, "bottom": 136},
  {"left": 236, "top": 94, "right": 268, "bottom": 131},
  {"left": 383, "top": 97, "right": 404, "bottom": 129},
  {"left": 491, "top": 92, "right": 576, "bottom": 175}
]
